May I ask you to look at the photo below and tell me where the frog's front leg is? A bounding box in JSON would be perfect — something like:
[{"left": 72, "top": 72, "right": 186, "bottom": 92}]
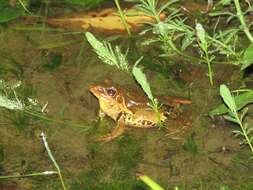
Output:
[{"left": 97, "top": 113, "right": 126, "bottom": 142}]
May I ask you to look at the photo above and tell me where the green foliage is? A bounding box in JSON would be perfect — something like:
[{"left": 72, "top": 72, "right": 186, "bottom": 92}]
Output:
[
  {"left": 242, "top": 43, "right": 253, "bottom": 70},
  {"left": 114, "top": 0, "right": 131, "bottom": 36},
  {"left": 0, "top": 53, "right": 24, "bottom": 79},
  {"left": 132, "top": 65, "right": 163, "bottom": 127},
  {"left": 132, "top": 66, "right": 154, "bottom": 101},
  {"left": 0, "top": 0, "right": 25, "bottom": 23},
  {"left": 0, "top": 80, "right": 24, "bottom": 110},
  {"left": 196, "top": 23, "right": 214, "bottom": 85},
  {"left": 219, "top": 84, "right": 253, "bottom": 157},
  {"left": 113, "top": 135, "right": 142, "bottom": 178},
  {"left": 85, "top": 32, "right": 130, "bottom": 72},
  {"left": 183, "top": 133, "right": 199, "bottom": 157},
  {"left": 41, "top": 52, "right": 63, "bottom": 71},
  {"left": 127, "top": 0, "right": 179, "bottom": 23},
  {"left": 62, "top": 0, "right": 106, "bottom": 8},
  {"left": 209, "top": 90, "right": 253, "bottom": 116},
  {"left": 138, "top": 174, "right": 165, "bottom": 190}
]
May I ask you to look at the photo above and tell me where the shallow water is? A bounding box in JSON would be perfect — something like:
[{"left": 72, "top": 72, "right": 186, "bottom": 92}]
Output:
[{"left": 0, "top": 2, "right": 253, "bottom": 190}]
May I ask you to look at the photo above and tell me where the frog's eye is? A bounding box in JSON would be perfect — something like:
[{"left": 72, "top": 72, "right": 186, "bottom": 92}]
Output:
[{"left": 107, "top": 87, "right": 116, "bottom": 97}]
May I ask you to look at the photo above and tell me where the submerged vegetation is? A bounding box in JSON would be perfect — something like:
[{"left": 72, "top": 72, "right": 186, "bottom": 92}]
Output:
[{"left": 1, "top": 0, "right": 253, "bottom": 189}]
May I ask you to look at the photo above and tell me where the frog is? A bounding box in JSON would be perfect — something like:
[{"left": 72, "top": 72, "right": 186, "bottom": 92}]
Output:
[{"left": 89, "top": 83, "right": 191, "bottom": 142}]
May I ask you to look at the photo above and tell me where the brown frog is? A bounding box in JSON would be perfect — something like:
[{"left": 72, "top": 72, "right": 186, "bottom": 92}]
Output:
[{"left": 89, "top": 83, "right": 191, "bottom": 142}]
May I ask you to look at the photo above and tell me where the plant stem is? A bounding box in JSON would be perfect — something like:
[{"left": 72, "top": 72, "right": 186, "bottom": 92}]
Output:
[
  {"left": 204, "top": 49, "right": 213, "bottom": 86},
  {"left": 235, "top": 114, "right": 253, "bottom": 154},
  {"left": 233, "top": 0, "right": 253, "bottom": 42},
  {"left": 24, "top": 109, "right": 85, "bottom": 128},
  {"left": 24, "top": 110, "right": 64, "bottom": 124},
  {"left": 41, "top": 132, "right": 67, "bottom": 190},
  {"left": 114, "top": 0, "right": 131, "bottom": 36},
  {"left": 0, "top": 171, "right": 57, "bottom": 179}
]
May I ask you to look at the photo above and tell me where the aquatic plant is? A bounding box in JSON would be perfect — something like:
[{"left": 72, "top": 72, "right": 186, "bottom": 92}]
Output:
[
  {"left": 132, "top": 65, "right": 163, "bottom": 127},
  {"left": 85, "top": 32, "right": 130, "bottom": 72},
  {"left": 137, "top": 173, "right": 165, "bottom": 190},
  {"left": 212, "top": 0, "right": 253, "bottom": 43},
  {"left": 0, "top": 132, "right": 67, "bottom": 190},
  {"left": 17, "top": 0, "right": 31, "bottom": 14},
  {"left": 210, "top": 0, "right": 253, "bottom": 69},
  {"left": 0, "top": 79, "right": 78, "bottom": 128},
  {"left": 182, "top": 133, "right": 199, "bottom": 157},
  {"left": 0, "top": 0, "right": 26, "bottom": 23},
  {"left": 114, "top": 0, "right": 131, "bottom": 36},
  {"left": 129, "top": 0, "right": 253, "bottom": 84},
  {"left": 219, "top": 84, "right": 253, "bottom": 157},
  {"left": 196, "top": 23, "right": 214, "bottom": 85},
  {"left": 41, "top": 132, "right": 67, "bottom": 190},
  {"left": 127, "top": 0, "right": 178, "bottom": 23}
]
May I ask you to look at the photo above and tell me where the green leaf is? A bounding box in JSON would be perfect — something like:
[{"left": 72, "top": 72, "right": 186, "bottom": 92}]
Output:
[
  {"left": 242, "top": 43, "right": 253, "bottom": 70},
  {"left": 139, "top": 174, "right": 165, "bottom": 190},
  {"left": 209, "top": 90, "right": 253, "bottom": 116},
  {"left": 0, "top": 7, "right": 24, "bottom": 23},
  {"left": 62, "top": 0, "right": 105, "bottom": 8},
  {"left": 196, "top": 23, "right": 207, "bottom": 50},
  {"left": 132, "top": 66, "right": 154, "bottom": 101},
  {"left": 223, "top": 115, "right": 238, "bottom": 124},
  {"left": 0, "top": 94, "right": 24, "bottom": 110},
  {"left": 219, "top": 84, "right": 237, "bottom": 113}
]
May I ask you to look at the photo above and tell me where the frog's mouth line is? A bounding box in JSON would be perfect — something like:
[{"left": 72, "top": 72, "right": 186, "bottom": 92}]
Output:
[
  {"left": 89, "top": 85, "right": 108, "bottom": 100},
  {"left": 89, "top": 86, "right": 100, "bottom": 98}
]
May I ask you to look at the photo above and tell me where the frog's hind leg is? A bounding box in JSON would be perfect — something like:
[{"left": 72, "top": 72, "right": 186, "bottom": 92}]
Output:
[{"left": 97, "top": 115, "right": 125, "bottom": 142}]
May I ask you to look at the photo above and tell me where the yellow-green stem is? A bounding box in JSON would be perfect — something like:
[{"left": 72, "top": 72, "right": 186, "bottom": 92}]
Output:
[
  {"left": 204, "top": 49, "right": 213, "bottom": 86},
  {"left": 233, "top": 0, "right": 253, "bottom": 42},
  {"left": 114, "top": 0, "right": 131, "bottom": 36},
  {"left": 235, "top": 114, "right": 253, "bottom": 154}
]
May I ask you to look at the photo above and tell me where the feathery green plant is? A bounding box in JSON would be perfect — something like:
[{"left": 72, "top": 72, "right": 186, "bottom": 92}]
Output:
[
  {"left": 0, "top": 79, "right": 77, "bottom": 126},
  {"left": 127, "top": 0, "right": 179, "bottom": 23},
  {"left": 85, "top": 32, "right": 130, "bottom": 72},
  {"left": 220, "top": 84, "right": 253, "bottom": 157}
]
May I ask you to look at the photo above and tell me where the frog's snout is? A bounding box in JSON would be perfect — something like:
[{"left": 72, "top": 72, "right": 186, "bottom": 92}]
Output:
[{"left": 89, "top": 85, "right": 104, "bottom": 97}]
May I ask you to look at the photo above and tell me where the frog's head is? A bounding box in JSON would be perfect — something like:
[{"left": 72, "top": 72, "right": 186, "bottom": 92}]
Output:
[{"left": 89, "top": 84, "right": 124, "bottom": 105}]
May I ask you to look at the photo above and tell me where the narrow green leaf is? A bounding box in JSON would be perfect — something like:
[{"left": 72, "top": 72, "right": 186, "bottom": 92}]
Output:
[
  {"left": 242, "top": 43, "right": 253, "bottom": 70},
  {"left": 139, "top": 174, "right": 165, "bottom": 190},
  {"left": 209, "top": 90, "right": 253, "bottom": 115},
  {"left": 223, "top": 115, "right": 239, "bottom": 124},
  {"left": 132, "top": 66, "right": 154, "bottom": 101},
  {"left": 220, "top": 84, "right": 237, "bottom": 113}
]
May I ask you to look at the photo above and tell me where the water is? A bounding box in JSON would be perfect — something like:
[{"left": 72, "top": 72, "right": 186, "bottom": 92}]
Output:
[{"left": 0, "top": 1, "right": 253, "bottom": 190}]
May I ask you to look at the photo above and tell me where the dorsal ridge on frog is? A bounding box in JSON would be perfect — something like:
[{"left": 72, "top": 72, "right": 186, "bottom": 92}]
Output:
[{"left": 89, "top": 83, "right": 188, "bottom": 142}]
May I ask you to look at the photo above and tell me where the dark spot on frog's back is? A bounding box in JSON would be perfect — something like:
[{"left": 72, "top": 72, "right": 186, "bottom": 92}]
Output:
[{"left": 141, "top": 120, "right": 153, "bottom": 126}]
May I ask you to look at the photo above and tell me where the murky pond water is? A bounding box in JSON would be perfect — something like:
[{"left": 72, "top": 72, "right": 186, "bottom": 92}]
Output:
[{"left": 0, "top": 1, "right": 253, "bottom": 190}]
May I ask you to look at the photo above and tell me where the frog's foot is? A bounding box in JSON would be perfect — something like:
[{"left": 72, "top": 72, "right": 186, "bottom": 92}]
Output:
[{"left": 97, "top": 115, "right": 125, "bottom": 142}]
